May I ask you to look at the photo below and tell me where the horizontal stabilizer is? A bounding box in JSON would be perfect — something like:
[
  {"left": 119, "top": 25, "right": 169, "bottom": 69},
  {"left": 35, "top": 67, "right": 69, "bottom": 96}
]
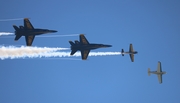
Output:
[
  {"left": 70, "top": 50, "right": 77, "bottom": 55},
  {"left": 69, "top": 41, "right": 75, "bottom": 46},
  {"left": 14, "top": 35, "right": 22, "bottom": 41},
  {"left": 13, "top": 25, "right": 19, "bottom": 31}
]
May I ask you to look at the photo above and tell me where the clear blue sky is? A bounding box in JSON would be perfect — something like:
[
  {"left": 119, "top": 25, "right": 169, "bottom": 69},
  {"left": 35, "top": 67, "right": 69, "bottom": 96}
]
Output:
[{"left": 0, "top": 0, "right": 180, "bottom": 103}]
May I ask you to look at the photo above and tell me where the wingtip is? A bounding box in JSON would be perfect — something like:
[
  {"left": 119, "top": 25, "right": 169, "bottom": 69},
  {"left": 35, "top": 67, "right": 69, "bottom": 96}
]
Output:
[{"left": 80, "top": 34, "right": 86, "bottom": 36}]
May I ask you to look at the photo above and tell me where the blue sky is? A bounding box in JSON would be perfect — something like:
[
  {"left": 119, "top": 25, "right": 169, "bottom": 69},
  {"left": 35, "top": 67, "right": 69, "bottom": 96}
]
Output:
[{"left": 0, "top": 0, "right": 180, "bottom": 103}]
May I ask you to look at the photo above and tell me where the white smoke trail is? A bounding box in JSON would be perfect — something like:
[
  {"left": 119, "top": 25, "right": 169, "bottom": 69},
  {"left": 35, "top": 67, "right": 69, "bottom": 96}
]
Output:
[
  {"left": 0, "top": 46, "right": 70, "bottom": 60},
  {"left": 0, "top": 18, "right": 24, "bottom": 21},
  {"left": 0, "top": 32, "right": 14, "bottom": 36},
  {"left": 0, "top": 50, "right": 121, "bottom": 60},
  {"left": 36, "top": 52, "right": 121, "bottom": 58}
]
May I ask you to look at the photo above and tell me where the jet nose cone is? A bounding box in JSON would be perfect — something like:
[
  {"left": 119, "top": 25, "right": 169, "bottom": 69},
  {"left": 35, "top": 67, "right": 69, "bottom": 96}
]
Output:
[
  {"left": 50, "top": 30, "right": 58, "bottom": 32},
  {"left": 103, "top": 45, "right": 112, "bottom": 47},
  {"left": 108, "top": 45, "right": 112, "bottom": 47}
]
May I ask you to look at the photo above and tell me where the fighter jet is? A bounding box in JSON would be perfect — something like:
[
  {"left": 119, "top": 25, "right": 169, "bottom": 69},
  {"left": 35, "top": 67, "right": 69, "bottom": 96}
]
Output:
[
  {"left": 148, "top": 61, "right": 166, "bottom": 84},
  {"left": 69, "top": 34, "right": 112, "bottom": 60},
  {"left": 121, "top": 44, "right": 138, "bottom": 62},
  {"left": 13, "top": 18, "right": 57, "bottom": 46}
]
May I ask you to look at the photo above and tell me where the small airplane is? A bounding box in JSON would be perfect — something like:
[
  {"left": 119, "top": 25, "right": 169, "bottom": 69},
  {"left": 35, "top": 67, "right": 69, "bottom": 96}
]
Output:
[
  {"left": 69, "top": 34, "right": 112, "bottom": 60},
  {"left": 13, "top": 18, "right": 57, "bottom": 46},
  {"left": 148, "top": 61, "right": 166, "bottom": 84},
  {"left": 121, "top": 44, "right": 138, "bottom": 62}
]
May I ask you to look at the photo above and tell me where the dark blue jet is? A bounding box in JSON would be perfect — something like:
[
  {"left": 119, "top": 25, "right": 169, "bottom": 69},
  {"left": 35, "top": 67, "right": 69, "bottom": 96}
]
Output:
[
  {"left": 69, "top": 34, "right": 112, "bottom": 60},
  {"left": 13, "top": 18, "right": 57, "bottom": 46},
  {"left": 121, "top": 44, "right": 138, "bottom": 62}
]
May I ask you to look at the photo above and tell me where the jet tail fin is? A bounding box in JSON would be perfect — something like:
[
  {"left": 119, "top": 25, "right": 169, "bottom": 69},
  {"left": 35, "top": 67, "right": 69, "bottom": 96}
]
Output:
[
  {"left": 69, "top": 41, "right": 75, "bottom": 46},
  {"left": 148, "top": 68, "right": 151, "bottom": 76},
  {"left": 121, "top": 49, "right": 124, "bottom": 56},
  {"left": 15, "top": 35, "right": 22, "bottom": 41},
  {"left": 13, "top": 25, "right": 19, "bottom": 31}
]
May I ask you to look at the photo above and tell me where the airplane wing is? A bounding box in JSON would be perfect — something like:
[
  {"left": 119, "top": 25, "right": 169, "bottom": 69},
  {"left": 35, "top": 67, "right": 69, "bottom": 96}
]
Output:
[
  {"left": 80, "top": 34, "right": 89, "bottom": 44},
  {"left": 25, "top": 35, "right": 35, "bottom": 46},
  {"left": 157, "top": 61, "right": 162, "bottom": 72},
  {"left": 81, "top": 50, "right": 90, "bottom": 60},
  {"left": 157, "top": 74, "right": 162, "bottom": 84},
  {"left": 129, "top": 44, "right": 133, "bottom": 52},
  {"left": 129, "top": 54, "right": 134, "bottom": 62},
  {"left": 24, "top": 18, "right": 34, "bottom": 29}
]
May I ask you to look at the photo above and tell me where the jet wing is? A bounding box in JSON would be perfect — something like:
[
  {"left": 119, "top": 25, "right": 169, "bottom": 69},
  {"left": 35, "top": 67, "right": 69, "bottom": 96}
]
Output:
[
  {"left": 129, "top": 44, "right": 133, "bottom": 52},
  {"left": 25, "top": 35, "right": 35, "bottom": 46},
  {"left": 80, "top": 34, "right": 89, "bottom": 44},
  {"left": 129, "top": 54, "right": 134, "bottom": 62},
  {"left": 157, "top": 74, "right": 162, "bottom": 84},
  {"left": 24, "top": 18, "right": 34, "bottom": 29},
  {"left": 157, "top": 61, "right": 162, "bottom": 72},
  {"left": 81, "top": 50, "right": 90, "bottom": 60}
]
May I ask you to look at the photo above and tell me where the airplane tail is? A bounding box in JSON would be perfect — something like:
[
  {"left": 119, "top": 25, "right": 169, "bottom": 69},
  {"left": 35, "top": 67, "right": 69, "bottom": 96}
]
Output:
[
  {"left": 148, "top": 68, "right": 151, "bottom": 76},
  {"left": 69, "top": 41, "right": 75, "bottom": 46},
  {"left": 13, "top": 25, "right": 22, "bottom": 41},
  {"left": 121, "top": 49, "right": 124, "bottom": 56},
  {"left": 13, "top": 25, "right": 19, "bottom": 31}
]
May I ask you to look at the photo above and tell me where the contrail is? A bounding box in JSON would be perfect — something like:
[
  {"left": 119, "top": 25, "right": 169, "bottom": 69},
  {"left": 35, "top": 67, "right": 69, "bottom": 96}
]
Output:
[
  {"left": 37, "top": 34, "right": 80, "bottom": 37},
  {"left": 0, "top": 32, "right": 14, "bottom": 36},
  {"left": 0, "top": 46, "right": 70, "bottom": 60},
  {"left": 0, "top": 18, "right": 24, "bottom": 21}
]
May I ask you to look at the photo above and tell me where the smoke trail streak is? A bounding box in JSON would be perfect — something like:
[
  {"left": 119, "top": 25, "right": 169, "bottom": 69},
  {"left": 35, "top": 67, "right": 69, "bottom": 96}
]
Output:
[
  {"left": 0, "top": 46, "right": 70, "bottom": 60},
  {"left": 36, "top": 52, "right": 121, "bottom": 58},
  {"left": 38, "top": 58, "right": 82, "bottom": 61},
  {"left": 0, "top": 50, "right": 121, "bottom": 60},
  {"left": 0, "top": 32, "right": 14, "bottom": 36},
  {"left": 0, "top": 18, "right": 24, "bottom": 21},
  {"left": 37, "top": 34, "right": 80, "bottom": 37}
]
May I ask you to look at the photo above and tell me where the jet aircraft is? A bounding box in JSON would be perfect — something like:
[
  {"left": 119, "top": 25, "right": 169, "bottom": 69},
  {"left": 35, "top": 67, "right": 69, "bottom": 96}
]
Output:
[
  {"left": 121, "top": 44, "right": 138, "bottom": 62},
  {"left": 69, "top": 34, "right": 112, "bottom": 60},
  {"left": 148, "top": 61, "right": 166, "bottom": 84},
  {"left": 13, "top": 18, "right": 57, "bottom": 46}
]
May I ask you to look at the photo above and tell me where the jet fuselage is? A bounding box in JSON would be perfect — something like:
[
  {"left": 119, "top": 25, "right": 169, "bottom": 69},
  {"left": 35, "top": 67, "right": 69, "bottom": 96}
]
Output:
[
  {"left": 15, "top": 29, "right": 57, "bottom": 36},
  {"left": 70, "top": 43, "right": 112, "bottom": 51}
]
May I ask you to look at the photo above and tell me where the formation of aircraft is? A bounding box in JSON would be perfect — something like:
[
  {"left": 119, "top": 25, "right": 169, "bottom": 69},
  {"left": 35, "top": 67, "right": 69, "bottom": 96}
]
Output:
[
  {"left": 13, "top": 18, "right": 57, "bottom": 46},
  {"left": 1, "top": 18, "right": 166, "bottom": 84},
  {"left": 121, "top": 44, "right": 138, "bottom": 62},
  {"left": 148, "top": 61, "right": 166, "bottom": 84},
  {"left": 69, "top": 34, "right": 112, "bottom": 60}
]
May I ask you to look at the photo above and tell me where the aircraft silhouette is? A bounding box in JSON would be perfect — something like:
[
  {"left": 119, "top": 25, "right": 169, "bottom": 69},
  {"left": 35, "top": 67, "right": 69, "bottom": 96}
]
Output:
[
  {"left": 69, "top": 34, "right": 112, "bottom": 60},
  {"left": 121, "top": 44, "right": 138, "bottom": 62},
  {"left": 148, "top": 61, "right": 166, "bottom": 84},
  {"left": 13, "top": 18, "right": 57, "bottom": 46}
]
